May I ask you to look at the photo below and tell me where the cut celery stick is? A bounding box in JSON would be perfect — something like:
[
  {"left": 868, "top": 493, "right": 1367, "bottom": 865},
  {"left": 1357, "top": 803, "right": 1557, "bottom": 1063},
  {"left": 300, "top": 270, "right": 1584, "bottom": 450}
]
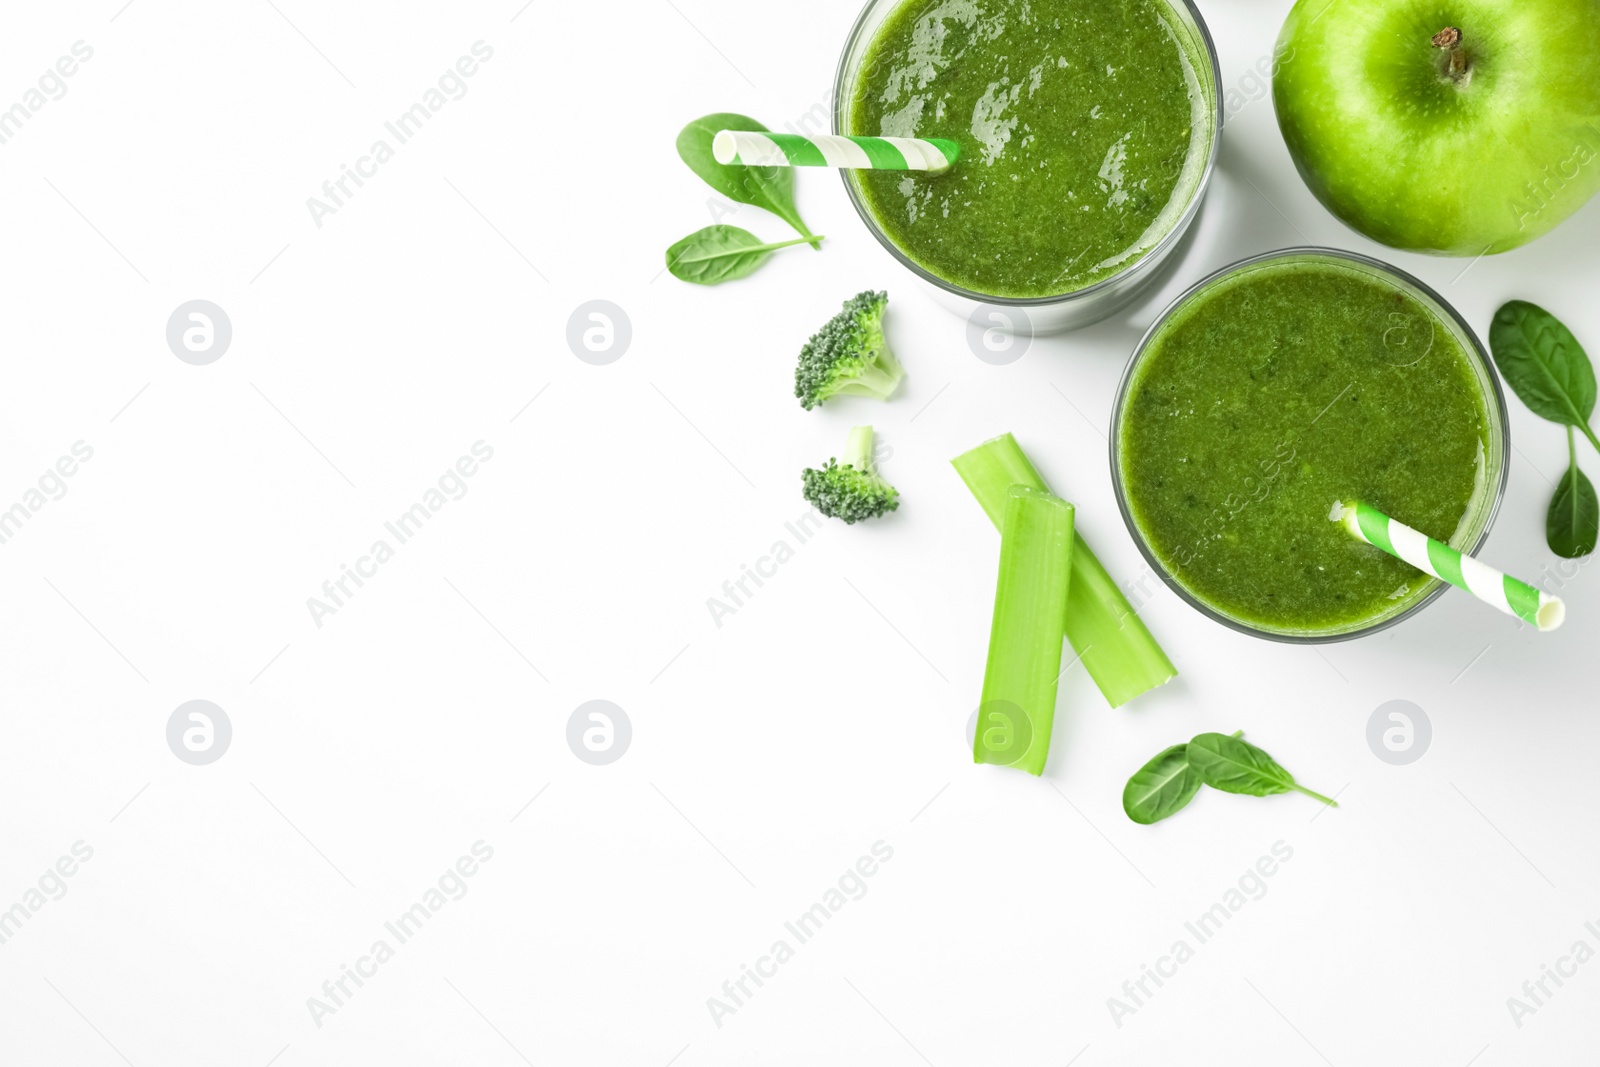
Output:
[
  {"left": 975, "top": 486, "right": 1075, "bottom": 776},
  {"left": 953, "top": 432, "right": 1177, "bottom": 708}
]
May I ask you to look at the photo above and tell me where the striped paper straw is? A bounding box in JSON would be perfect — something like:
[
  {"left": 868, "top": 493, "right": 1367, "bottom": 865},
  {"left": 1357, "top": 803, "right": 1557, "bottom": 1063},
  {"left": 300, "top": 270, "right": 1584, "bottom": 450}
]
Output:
[
  {"left": 1331, "top": 500, "right": 1566, "bottom": 631},
  {"left": 712, "top": 130, "right": 959, "bottom": 173}
]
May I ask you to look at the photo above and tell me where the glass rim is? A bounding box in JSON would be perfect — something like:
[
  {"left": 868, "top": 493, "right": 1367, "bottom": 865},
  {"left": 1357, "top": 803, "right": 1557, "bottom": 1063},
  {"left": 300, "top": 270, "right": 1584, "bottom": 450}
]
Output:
[
  {"left": 1107, "top": 246, "right": 1513, "bottom": 644},
  {"left": 830, "top": 0, "right": 1223, "bottom": 308}
]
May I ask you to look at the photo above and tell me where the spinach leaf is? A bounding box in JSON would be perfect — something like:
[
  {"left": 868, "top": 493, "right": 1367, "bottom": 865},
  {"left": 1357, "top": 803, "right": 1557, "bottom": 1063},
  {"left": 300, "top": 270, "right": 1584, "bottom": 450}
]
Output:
[
  {"left": 1122, "top": 744, "right": 1202, "bottom": 824},
  {"left": 1548, "top": 428, "right": 1599, "bottom": 558},
  {"left": 1123, "top": 730, "right": 1244, "bottom": 825},
  {"left": 1188, "top": 732, "right": 1337, "bottom": 808},
  {"left": 677, "top": 113, "right": 821, "bottom": 248},
  {"left": 665, "top": 226, "right": 818, "bottom": 285},
  {"left": 1489, "top": 301, "right": 1600, "bottom": 451}
]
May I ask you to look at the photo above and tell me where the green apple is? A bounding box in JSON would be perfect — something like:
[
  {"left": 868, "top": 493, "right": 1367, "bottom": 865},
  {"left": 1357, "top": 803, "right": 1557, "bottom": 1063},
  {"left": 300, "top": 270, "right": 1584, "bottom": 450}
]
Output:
[{"left": 1273, "top": 0, "right": 1600, "bottom": 255}]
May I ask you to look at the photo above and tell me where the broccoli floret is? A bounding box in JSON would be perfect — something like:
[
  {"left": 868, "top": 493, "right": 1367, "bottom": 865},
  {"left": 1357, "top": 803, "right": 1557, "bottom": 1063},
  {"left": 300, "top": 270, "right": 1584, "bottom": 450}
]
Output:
[
  {"left": 794, "top": 290, "right": 904, "bottom": 411},
  {"left": 802, "top": 426, "right": 900, "bottom": 524}
]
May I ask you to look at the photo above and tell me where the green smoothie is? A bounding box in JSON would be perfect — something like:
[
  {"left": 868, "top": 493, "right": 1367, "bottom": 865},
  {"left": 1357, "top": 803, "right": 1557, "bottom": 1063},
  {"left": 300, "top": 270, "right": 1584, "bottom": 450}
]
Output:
[
  {"left": 1116, "top": 253, "right": 1501, "bottom": 637},
  {"left": 847, "top": 0, "right": 1214, "bottom": 299}
]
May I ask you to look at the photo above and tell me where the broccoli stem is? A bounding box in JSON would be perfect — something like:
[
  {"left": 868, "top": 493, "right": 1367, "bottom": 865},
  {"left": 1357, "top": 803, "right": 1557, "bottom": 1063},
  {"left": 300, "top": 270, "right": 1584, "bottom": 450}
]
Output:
[
  {"left": 976, "top": 487, "right": 1075, "bottom": 776},
  {"left": 833, "top": 358, "right": 904, "bottom": 400},
  {"left": 843, "top": 425, "right": 876, "bottom": 469},
  {"left": 953, "top": 433, "right": 1177, "bottom": 709}
]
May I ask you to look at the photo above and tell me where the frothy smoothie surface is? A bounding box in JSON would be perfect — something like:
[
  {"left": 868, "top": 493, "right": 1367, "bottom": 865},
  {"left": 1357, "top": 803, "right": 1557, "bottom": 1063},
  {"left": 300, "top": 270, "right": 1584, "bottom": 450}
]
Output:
[
  {"left": 848, "top": 0, "right": 1211, "bottom": 299},
  {"left": 1117, "top": 257, "right": 1497, "bottom": 637}
]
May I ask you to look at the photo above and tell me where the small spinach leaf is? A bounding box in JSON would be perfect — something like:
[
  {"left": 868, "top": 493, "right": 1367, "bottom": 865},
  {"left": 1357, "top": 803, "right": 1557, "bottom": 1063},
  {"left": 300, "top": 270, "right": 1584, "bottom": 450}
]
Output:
[
  {"left": 665, "top": 226, "right": 818, "bottom": 285},
  {"left": 1489, "top": 301, "right": 1600, "bottom": 451},
  {"left": 1123, "top": 730, "right": 1242, "bottom": 825},
  {"left": 1188, "top": 732, "right": 1337, "bottom": 808},
  {"left": 677, "top": 113, "right": 820, "bottom": 248},
  {"left": 1122, "top": 744, "right": 1202, "bottom": 824},
  {"left": 1548, "top": 428, "right": 1599, "bottom": 558}
]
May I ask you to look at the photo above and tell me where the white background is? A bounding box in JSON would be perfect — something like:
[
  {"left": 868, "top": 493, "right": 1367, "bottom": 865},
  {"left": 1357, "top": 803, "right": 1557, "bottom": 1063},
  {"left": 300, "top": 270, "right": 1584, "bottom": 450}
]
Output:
[{"left": 1, "top": 0, "right": 1597, "bottom": 1064}]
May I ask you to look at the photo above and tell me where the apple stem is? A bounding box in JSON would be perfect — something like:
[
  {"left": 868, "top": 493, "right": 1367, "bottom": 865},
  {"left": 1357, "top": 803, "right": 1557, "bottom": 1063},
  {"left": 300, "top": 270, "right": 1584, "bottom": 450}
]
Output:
[{"left": 1432, "top": 26, "right": 1469, "bottom": 82}]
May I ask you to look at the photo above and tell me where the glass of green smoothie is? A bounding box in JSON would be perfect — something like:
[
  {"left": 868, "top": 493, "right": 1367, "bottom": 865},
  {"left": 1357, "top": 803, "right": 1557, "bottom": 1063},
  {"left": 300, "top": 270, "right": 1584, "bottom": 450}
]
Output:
[
  {"left": 834, "top": 0, "right": 1221, "bottom": 333},
  {"left": 1110, "top": 249, "right": 1510, "bottom": 642}
]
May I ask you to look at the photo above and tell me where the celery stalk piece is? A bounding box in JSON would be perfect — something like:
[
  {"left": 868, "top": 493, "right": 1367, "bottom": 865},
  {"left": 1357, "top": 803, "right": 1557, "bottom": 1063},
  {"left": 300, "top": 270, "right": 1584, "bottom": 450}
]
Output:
[
  {"left": 976, "top": 486, "right": 1075, "bottom": 776},
  {"left": 952, "top": 432, "right": 1177, "bottom": 708}
]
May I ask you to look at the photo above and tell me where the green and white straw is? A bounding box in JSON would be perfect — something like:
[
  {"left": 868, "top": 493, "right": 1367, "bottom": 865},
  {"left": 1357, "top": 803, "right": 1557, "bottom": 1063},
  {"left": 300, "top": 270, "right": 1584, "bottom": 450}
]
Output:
[
  {"left": 712, "top": 130, "right": 959, "bottom": 173},
  {"left": 1331, "top": 500, "right": 1566, "bottom": 632}
]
